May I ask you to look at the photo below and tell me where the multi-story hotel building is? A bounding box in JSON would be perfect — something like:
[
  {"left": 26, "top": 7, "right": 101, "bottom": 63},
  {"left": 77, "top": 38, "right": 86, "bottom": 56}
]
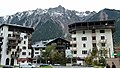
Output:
[
  {"left": 0, "top": 24, "right": 34, "bottom": 66},
  {"left": 68, "top": 20, "right": 115, "bottom": 65}
]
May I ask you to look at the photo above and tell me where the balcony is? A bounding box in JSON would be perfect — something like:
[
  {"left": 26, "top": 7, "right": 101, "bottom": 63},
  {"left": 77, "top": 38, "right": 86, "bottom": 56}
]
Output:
[
  {"left": 6, "top": 47, "right": 11, "bottom": 52},
  {"left": 27, "top": 35, "right": 32, "bottom": 40},
  {"left": 8, "top": 37, "right": 16, "bottom": 40},
  {"left": 92, "top": 40, "right": 96, "bottom": 43},
  {"left": 70, "top": 41, "right": 77, "bottom": 44},
  {"left": 11, "top": 54, "right": 19, "bottom": 58},
  {"left": 8, "top": 36, "right": 23, "bottom": 41},
  {"left": 70, "top": 47, "right": 77, "bottom": 50},
  {"left": 7, "top": 42, "right": 18, "bottom": 46},
  {"left": 71, "top": 34, "right": 76, "bottom": 38},
  {"left": 17, "top": 37, "right": 23, "bottom": 41},
  {"left": 13, "top": 32, "right": 21, "bottom": 36},
  {"left": 99, "top": 39, "right": 107, "bottom": 43},
  {"left": 0, "top": 47, "right": 2, "bottom": 52},
  {"left": 16, "top": 49, "right": 22, "bottom": 53},
  {"left": 11, "top": 54, "right": 15, "bottom": 58},
  {"left": 0, "top": 36, "right": 3, "bottom": 39}
]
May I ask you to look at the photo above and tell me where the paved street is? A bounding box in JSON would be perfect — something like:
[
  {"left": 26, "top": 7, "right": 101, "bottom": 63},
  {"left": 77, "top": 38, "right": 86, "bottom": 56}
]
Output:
[{"left": 53, "top": 66, "right": 93, "bottom": 68}]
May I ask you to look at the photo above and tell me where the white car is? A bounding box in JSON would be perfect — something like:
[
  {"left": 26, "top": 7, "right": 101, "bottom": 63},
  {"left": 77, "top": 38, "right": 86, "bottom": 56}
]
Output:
[{"left": 19, "top": 63, "right": 36, "bottom": 68}]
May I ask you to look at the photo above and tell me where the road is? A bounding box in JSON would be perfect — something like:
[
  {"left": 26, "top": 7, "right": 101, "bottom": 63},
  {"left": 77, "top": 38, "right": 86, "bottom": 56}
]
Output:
[{"left": 53, "top": 66, "right": 93, "bottom": 68}]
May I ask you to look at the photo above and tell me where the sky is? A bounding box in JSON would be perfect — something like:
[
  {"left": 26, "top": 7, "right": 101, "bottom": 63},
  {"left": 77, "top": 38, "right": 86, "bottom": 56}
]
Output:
[{"left": 0, "top": 0, "right": 120, "bottom": 16}]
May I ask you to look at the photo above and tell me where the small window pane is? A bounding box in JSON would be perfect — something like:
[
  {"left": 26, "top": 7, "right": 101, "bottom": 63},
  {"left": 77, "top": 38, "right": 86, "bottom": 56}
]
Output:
[
  {"left": 73, "top": 38, "right": 76, "bottom": 41},
  {"left": 101, "top": 43, "right": 105, "bottom": 47},
  {"left": 22, "top": 52, "right": 26, "bottom": 55},
  {"left": 92, "top": 36, "right": 96, "bottom": 40},
  {"left": 100, "top": 30, "right": 105, "bottom": 33},
  {"left": 82, "top": 37, "right": 87, "bottom": 41},
  {"left": 82, "top": 50, "right": 87, "bottom": 54},
  {"left": 92, "top": 29, "right": 95, "bottom": 33},
  {"left": 83, "top": 31, "right": 85, "bottom": 34},
  {"left": 22, "top": 46, "right": 26, "bottom": 50},
  {"left": 92, "top": 43, "right": 96, "bottom": 47},
  {"left": 83, "top": 44, "right": 86, "bottom": 47},
  {"left": 35, "top": 52, "right": 39, "bottom": 54},
  {"left": 101, "top": 36, "right": 105, "bottom": 40},
  {"left": 24, "top": 41, "right": 26, "bottom": 44}
]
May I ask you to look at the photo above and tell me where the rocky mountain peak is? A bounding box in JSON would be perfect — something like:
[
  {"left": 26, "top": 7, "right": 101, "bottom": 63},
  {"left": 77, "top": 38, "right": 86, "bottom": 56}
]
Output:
[{"left": 2, "top": 7, "right": 119, "bottom": 43}]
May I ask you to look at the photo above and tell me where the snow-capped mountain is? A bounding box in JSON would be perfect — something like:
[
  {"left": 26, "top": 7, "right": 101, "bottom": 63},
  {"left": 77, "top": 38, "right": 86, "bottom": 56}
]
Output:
[{"left": 0, "top": 5, "right": 96, "bottom": 43}]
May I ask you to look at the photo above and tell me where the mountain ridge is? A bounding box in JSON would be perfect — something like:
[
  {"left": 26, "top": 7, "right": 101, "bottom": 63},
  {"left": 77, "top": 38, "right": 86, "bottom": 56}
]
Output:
[{"left": 0, "top": 6, "right": 120, "bottom": 45}]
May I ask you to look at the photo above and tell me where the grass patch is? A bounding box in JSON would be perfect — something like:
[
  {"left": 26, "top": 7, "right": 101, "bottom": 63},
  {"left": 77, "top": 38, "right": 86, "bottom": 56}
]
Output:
[
  {"left": 13, "top": 65, "right": 19, "bottom": 68},
  {"left": 39, "top": 66, "right": 53, "bottom": 68}
]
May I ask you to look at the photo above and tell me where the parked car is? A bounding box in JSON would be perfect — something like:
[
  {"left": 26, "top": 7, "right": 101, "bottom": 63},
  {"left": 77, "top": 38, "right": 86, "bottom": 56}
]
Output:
[
  {"left": 19, "top": 63, "right": 36, "bottom": 68},
  {"left": 72, "top": 63, "right": 80, "bottom": 66},
  {"left": 2, "top": 65, "right": 14, "bottom": 68},
  {"left": 40, "top": 64, "right": 49, "bottom": 67},
  {"left": 53, "top": 64, "right": 60, "bottom": 66}
]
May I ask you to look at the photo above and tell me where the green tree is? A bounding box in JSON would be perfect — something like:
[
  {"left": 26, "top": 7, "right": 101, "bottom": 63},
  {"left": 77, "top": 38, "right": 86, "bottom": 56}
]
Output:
[
  {"left": 42, "top": 45, "right": 56, "bottom": 63},
  {"left": 84, "top": 56, "right": 92, "bottom": 65},
  {"left": 52, "top": 51, "right": 66, "bottom": 65},
  {"left": 99, "top": 57, "right": 106, "bottom": 66},
  {"left": 91, "top": 47, "right": 98, "bottom": 57}
]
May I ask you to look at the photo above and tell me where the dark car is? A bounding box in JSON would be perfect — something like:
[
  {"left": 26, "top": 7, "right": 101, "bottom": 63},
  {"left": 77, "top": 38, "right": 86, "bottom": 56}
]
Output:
[{"left": 72, "top": 63, "right": 80, "bottom": 66}]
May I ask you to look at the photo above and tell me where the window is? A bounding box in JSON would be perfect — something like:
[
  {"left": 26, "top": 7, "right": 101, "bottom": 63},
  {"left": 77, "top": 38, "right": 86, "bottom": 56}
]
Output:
[
  {"left": 73, "top": 38, "right": 76, "bottom": 41},
  {"left": 1, "top": 33, "right": 3, "bottom": 36},
  {"left": 22, "top": 46, "right": 26, "bottom": 50},
  {"left": 82, "top": 37, "right": 87, "bottom": 41},
  {"left": 12, "top": 46, "right": 16, "bottom": 49},
  {"left": 92, "top": 36, "right": 96, "bottom": 40},
  {"left": 24, "top": 36, "right": 27, "bottom": 39},
  {"left": 12, "top": 52, "right": 14, "bottom": 55},
  {"left": 35, "top": 52, "right": 39, "bottom": 54},
  {"left": 101, "top": 43, "right": 105, "bottom": 47},
  {"left": 13, "top": 34, "right": 15, "bottom": 37},
  {"left": 33, "top": 61, "right": 36, "bottom": 63},
  {"left": 35, "top": 48, "right": 39, "bottom": 50},
  {"left": 82, "top": 50, "right": 87, "bottom": 54},
  {"left": 29, "top": 52, "right": 31, "bottom": 55},
  {"left": 101, "top": 36, "right": 105, "bottom": 40},
  {"left": 92, "top": 29, "right": 95, "bottom": 33},
  {"left": 73, "top": 44, "right": 76, "bottom": 47},
  {"left": 0, "top": 38, "right": 2, "bottom": 41},
  {"left": 72, "top": 31, "right": 76, "bottom": 34},
  {"left": 42, "top": 48, "right": 45, "bottom": 50},
  {"left": 22, "top": 52, "right": 26, "bottom": 55},
  {"left": 8, "top": 34, "right": 11, "bottom": 37},
  {"left": 100, "top": 30, "right": 105, "bottom": 33},
  {"left": 73, "top": 51, "right": 77, "bottom": 54},
  {"left": 18, "top": 40, "right": 21, "bottom": 43},
  {"left": 83, "top": 44, "right": 86, "bottom": 47},
  {"left": 92, "top": 43, "right": 96, "bottom": 47},
  {"left": 24, "top": 41, "right": 26, "bottom": 44},
  {"left": 83, "top": 31, "right": 85, "bottom": 34}
]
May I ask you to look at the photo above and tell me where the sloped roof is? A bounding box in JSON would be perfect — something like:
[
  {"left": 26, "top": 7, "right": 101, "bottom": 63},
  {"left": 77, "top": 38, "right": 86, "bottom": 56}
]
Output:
[
  {"left": 0, "top": 24, "right": 34, "bottom": 32},
  {"left": 45, "top": 37, "right": 70, "bottom": 45}
]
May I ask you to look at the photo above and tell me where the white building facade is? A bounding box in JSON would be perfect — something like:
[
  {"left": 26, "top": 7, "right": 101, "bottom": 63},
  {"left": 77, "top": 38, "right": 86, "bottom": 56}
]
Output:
[
  {"left": 32, "top": 41, "right": 46, "bottom": 63},
  {"left": 68, "top": 20, "right": 115, "bottom": 65},
  {"left": 0, "top": 24, "right": 34, "bottom": 66}
]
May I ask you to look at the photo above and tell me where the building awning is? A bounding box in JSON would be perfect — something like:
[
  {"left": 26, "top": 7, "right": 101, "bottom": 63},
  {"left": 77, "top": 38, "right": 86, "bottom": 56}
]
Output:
[
  {"left": 17, "top": 58, "right": 32, "bottom": 62},
  {"left": 117, "top": 53, "right": 120, "bottom": 57}
]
